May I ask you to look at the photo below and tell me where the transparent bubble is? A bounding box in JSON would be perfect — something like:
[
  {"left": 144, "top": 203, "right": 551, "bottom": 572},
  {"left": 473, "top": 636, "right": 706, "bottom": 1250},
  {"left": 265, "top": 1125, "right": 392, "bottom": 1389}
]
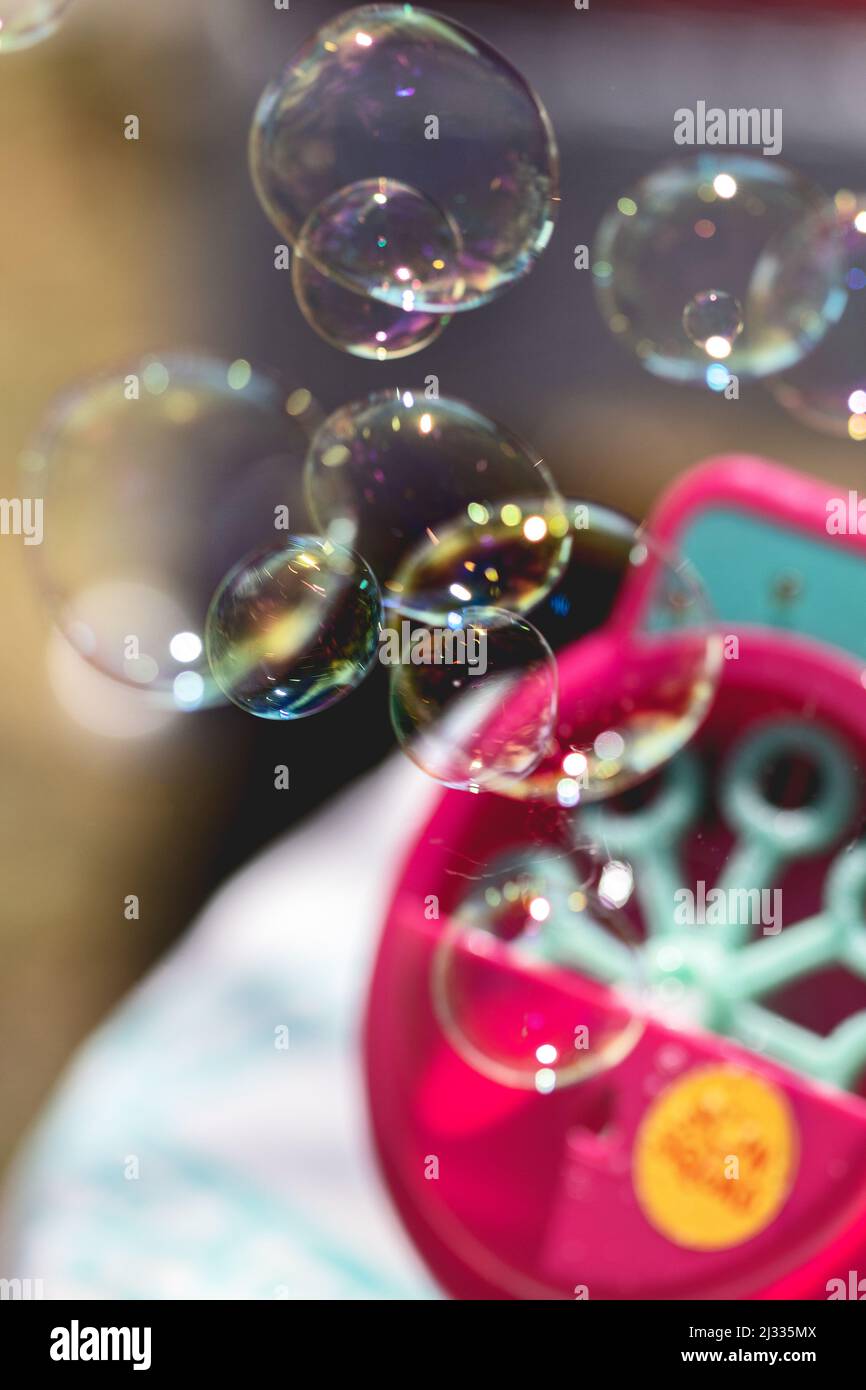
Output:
[
  {"left": 295, "top": 177, "right": 464, "bottom": 310},
  {"left": 493, "top": 503, "right": 722, "bottom": 802},
  {"left": 292, "top": 251, "right": 448, "bottom": 361},
  {"left": 389, "top": 608, "right": 557, "bottom": 791},
  {"left": 291, "top": 178, "right": 460, "bottom": 356},
  {"left": 431, "top": 846, "right": 646, "bottom": 1090},
  {"left": 305, "top": 390, "right": 561, "bottom": 617},
  {"left": 0, "top": 0, "right": 72, "bottom": 52},
  {"left": 205, "top": 537, "right": 381, "bottom": 720},
  {"left": 249, "top": 4, "right": 558, "bottom": 310},
  {"left": 682, "top": 289, "right": 743, "bottom": 357},
  {"left": 391, "top": 495, "right": 573, "bottom": 623},
  {"left": 766, "top": 191, "right": 866, "bottom": 439},
  {"left": 25, "top": 354, "right": 319, "bottom": 708},
  {"left": 593, "top": 155, "right": 842, "bottom": 382}
]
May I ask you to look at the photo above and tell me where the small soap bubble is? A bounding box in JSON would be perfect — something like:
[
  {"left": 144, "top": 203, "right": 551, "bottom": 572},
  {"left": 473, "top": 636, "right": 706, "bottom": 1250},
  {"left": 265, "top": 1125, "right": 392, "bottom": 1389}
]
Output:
[
  {"left": 593, "top": 155, "right": 842, "bottom": 381},
  {"left": 682, "top": 289, "right": 743, "bottom": 357},
  {"left": 0, "top": 0, "right": 72, "bottom": 52},
  {"left": 305, "top": 391, "right": 561, "bottom": 616},
  {"left": 205, "top": 537, "right": 381, "bottom": 720},
  {"left": 767, "top": 192, "right": 866, "bottom": 438},
  {"left": 294, "top": 178, "right": 464, "bottom": 311},
  {"left": 431, "top": 849, "right": 645, "bottom": 1090},
  {"left": 27, "top": 354, "right": 319, "bottom": 707},
  {"left": 389, "top": 607, "right": 557, "bottom": 791},
  {"left": 249, "top": 4, "right": 558, "bottom": 310}
]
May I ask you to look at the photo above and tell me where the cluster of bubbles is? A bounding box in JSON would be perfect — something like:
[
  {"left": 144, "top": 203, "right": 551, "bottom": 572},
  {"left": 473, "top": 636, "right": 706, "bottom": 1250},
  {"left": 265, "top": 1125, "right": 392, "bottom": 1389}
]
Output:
[
  {"left": 593, "top": 154, "right": 866, "bottom": 439},
  {"left": 28, "top": 362, "right": 721, "bottom": 806},
  {"left": 0, "top": 0, "right": 72, "bottom": 52},
  {"left": 248, "top": 5, "right": 558, "bottom": 358}
]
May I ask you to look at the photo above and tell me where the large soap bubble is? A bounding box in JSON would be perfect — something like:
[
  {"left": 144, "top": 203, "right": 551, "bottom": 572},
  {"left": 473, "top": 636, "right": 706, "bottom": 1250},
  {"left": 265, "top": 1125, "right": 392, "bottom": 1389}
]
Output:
[
  {"left": 305, "top": 389, "right": 562, "bottom": 618},
  {"left": 25, "top": 354, "right": 319, "bottom": 709},
  {"left": 593, "top": 155, "right": 843, "bottom": 382},
  {"left": 292, "top": 179, "right": 455, "bottom": 359},
  {"left": 388, "top": 607, "right": 558, "bottom": 792},
  {"left": 249, "top": 4, "right": 558, "bottom": 312}
]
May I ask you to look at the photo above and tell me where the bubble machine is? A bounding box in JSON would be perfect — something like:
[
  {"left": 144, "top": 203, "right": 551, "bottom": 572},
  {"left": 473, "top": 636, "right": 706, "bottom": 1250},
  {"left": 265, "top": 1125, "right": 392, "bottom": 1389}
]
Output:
[{"left": 365, "top": 456, "right": 866, "bottom": 1299}]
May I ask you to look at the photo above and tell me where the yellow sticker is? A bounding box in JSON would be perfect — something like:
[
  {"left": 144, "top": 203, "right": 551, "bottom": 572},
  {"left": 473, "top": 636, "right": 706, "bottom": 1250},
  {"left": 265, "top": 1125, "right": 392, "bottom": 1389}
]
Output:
[{"left": 633, "top": 1064, "right": 798, "bottom": 1250}]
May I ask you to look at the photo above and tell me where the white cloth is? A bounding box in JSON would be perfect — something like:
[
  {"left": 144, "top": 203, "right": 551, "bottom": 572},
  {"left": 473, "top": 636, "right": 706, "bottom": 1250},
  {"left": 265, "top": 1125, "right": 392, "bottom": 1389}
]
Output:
[{"left": 0, "top": 757, "right": 440, "bottom": 1299}]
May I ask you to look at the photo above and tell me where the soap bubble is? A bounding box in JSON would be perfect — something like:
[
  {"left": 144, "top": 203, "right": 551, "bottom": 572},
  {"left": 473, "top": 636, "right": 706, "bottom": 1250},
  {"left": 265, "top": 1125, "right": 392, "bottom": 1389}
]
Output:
[
  {"left": 0, "top": 0, "right": 72, "bottom": 52},
  {"left": 25, "top": 354, "right": 319, "bottom": 708},
  {"left": 391, "top": 496, "right": 573, "bottom": 623},
  {"left": 305, "top": 390, "right": 561, "bottom": 616},
  {"left": 431, "top": 847, "right": 646, "bottom": 1090},
  {"left": 293, "top": 251, "right": 448, "bottom": 360},
  {"left": 494, "top": 503, "right": 722, "bottom": 802},
  {"left": 766, "top": 191, "right": 866, "bottom": 439},
  {"left": 389, "top": 607, "right": 556, "bottom": 791},
  {"left": 249, "top": 4, "right": 558, "bottom": 310},
  {"left": 205, "top": 537, "right": 381, "bottom": 719},
  {"left": 294, "top": 178, "right": 464, "bottom": 310},
  {"left": 291, "top": 177, "right": 461, "bottom": 356},
  {"left": 681, "top": 289, "right": 743, "bottom": 357},
  {"left": 593, "top": 155, "right": 842, "bottom": 381}
]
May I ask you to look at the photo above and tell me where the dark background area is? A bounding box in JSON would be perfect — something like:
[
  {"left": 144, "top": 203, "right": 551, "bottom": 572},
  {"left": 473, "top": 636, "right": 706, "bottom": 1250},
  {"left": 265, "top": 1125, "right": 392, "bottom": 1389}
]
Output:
[{"left": 2, "top": 0, "right": 866, "bottom": 1172}]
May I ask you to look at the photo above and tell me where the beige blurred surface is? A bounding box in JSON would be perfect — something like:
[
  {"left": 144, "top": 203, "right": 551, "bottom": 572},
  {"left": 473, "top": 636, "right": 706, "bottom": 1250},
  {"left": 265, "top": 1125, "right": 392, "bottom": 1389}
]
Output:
[{"left": 0, "top": 13, "right": 232, "bottom": 1174}]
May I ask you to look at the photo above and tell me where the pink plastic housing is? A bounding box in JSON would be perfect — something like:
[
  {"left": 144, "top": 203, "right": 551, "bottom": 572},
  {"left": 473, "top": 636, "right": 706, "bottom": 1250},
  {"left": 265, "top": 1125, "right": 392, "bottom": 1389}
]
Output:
[{"left": 364, "top": 458, "right": 866, "bottom": 1299}]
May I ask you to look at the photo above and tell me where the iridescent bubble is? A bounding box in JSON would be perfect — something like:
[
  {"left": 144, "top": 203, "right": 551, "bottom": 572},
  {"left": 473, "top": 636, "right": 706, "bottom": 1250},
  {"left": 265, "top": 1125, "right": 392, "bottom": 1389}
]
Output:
[
  {"left": 25, "top": 354, "right": 319, "bottom": 707},
  {"left": 205, "top": 537, "right": 381, "bottom": 719},
  {"left": 391, "top": 495, "right": 573, "bottom": 623},
  {"left": 431, "top": 847, "right": 646, "bottom": 1090},
  {"left": 766, "top": 191, "right": 866, "bottom": 439},
  {"left": 249, "top": 4, "right": 558, "bottom": 310},
  {"left": 492, "top": 503, "right": 722, "bottom": 802},
  {"left": 389, "top": 607, "right": 557, "bottom": 791},
  {"left": 0, "top": 0, "right": 72, "bottom": 52},
  {"left": 294, "top": 177, "right": 464, "bottom": 309},
  {"left": 305, "top": 390, "right": 561, "bottom": 617},
  {"left": 593, "top": 155, "right": 842, "bottom": 381},
  {"left": 682, "top": 289, "right": 743, "bottom": 357}
]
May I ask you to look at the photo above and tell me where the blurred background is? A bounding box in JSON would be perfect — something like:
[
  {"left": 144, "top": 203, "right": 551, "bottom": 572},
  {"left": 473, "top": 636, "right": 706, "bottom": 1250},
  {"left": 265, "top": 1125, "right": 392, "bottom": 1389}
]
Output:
[{"left": 2, "top": 0, "right": 866, "bottom": 1180}]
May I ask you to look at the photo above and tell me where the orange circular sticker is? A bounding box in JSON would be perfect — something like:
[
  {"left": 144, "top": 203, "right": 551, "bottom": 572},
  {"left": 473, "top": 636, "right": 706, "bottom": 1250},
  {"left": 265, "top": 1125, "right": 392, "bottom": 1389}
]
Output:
[{"left": 633, "top": 1064, "right": 798, "bottom": 1250}]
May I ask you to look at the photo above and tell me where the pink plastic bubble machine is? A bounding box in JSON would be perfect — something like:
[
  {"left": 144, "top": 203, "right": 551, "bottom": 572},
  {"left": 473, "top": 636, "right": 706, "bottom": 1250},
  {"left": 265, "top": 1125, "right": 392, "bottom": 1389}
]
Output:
[{"left": 365, "top": 457, "right": 866, "bottom": 1300}]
